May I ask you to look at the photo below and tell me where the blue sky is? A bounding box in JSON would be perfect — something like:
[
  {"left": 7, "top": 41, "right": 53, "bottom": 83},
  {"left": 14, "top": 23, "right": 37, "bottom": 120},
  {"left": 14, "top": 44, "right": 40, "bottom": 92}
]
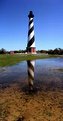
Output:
[{"left": 0, "top": 0, "right": 63, "bottom": 51}]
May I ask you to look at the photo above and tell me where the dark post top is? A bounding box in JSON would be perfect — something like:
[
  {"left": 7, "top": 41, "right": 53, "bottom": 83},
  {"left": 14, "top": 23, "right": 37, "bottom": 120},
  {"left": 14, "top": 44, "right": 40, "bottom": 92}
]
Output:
[{"left": 28, "top": 11, "right": 34, "bottom": 18}]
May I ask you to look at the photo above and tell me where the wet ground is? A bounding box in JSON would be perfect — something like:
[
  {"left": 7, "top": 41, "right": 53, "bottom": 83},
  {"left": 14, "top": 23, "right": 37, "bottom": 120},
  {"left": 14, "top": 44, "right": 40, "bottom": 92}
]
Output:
[
  {"left": 0, "top": 57, "right": 63, "bottom": 121},
  {"left": 0, "top": 57, "right": 63, "bottom": 90}
]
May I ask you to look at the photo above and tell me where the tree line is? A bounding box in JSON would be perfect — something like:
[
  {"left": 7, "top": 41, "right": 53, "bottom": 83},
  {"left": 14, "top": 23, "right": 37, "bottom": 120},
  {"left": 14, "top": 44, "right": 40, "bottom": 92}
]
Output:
[
  {"left": 0, "top": 48, "right": 26, "bottom": 54},
  {"left": 36, "top": 48, "right": 63, "bottom": 55},
  {"left": 0, "top": 48, "right": 63, "bottom": 55}
]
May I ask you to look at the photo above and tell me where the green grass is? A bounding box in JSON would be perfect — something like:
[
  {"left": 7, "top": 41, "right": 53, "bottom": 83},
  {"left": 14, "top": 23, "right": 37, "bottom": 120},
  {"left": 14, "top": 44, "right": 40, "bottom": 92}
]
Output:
[{"left": 0, "top": 54, "right": 63, "bottom": 67}]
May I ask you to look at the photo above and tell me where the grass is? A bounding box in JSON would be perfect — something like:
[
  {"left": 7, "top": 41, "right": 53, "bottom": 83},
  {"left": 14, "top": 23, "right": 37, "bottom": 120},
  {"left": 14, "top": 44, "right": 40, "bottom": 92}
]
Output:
[{"left": 0, "top": 54, "right": 63, "bottom": 67}]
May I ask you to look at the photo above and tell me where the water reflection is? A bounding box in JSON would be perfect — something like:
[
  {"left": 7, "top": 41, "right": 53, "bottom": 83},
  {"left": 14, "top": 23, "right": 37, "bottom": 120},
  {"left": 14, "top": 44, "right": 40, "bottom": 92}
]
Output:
[
  {"left": 27, "top": 60, "right": 35, "bottom": 91},
  {"left": 0, "top": 58, "right": 63, "bottom": 91}
]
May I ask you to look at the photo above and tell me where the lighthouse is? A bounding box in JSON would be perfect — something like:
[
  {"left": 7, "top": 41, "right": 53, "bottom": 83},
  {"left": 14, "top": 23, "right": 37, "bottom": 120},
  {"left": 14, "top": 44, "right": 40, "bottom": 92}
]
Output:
[{"left": 27, "top": 11, "right": 36, "bottom": 54}]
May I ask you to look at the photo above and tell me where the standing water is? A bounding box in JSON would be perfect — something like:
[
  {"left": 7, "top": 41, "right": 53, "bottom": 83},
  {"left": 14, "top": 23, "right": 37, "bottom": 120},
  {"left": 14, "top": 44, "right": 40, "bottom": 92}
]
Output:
[{"left": 0, "top": 57, "right": 63, "bottom": 90}]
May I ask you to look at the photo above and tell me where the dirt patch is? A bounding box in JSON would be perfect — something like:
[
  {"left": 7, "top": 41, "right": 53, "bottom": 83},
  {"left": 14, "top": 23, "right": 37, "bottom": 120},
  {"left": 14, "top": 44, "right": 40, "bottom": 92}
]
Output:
[{"left": 0, "top": 83, "right": 63, "bottom": 121}]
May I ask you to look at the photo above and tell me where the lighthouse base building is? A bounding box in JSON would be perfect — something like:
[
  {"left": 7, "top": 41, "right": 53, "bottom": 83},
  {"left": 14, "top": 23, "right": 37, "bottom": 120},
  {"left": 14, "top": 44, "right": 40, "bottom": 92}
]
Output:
[
  {"left": 27, "top": 11, "right": 36, "bottom": 54},
  {"left": 27, "top": 47, "right": 36, "bottom": 54}
]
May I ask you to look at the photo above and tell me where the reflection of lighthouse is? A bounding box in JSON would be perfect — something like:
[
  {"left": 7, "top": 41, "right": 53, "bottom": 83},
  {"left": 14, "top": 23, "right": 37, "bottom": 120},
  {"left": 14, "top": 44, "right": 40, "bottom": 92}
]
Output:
[
  {"left": 27, "top": 11, "right": 36, "bottom": 54},
  {"left": 27, "top": 60, "right": 35, "bottom": 90}
]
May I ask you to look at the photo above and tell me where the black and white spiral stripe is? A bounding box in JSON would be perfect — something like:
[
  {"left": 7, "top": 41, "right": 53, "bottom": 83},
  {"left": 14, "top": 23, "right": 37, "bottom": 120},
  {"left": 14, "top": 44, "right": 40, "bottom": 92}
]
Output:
[
  {"left": 27, "top": 60, "right": 35, "bottom": 88},
  {"left": 27, "top": 17, "right": 35, "bottom": 48}
]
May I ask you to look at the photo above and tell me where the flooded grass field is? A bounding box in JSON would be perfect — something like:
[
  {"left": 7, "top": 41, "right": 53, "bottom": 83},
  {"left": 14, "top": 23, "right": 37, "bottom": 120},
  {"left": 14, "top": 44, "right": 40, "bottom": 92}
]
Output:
[{"left": 0, "top": 57, "right": 63, "bottom": 121}]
